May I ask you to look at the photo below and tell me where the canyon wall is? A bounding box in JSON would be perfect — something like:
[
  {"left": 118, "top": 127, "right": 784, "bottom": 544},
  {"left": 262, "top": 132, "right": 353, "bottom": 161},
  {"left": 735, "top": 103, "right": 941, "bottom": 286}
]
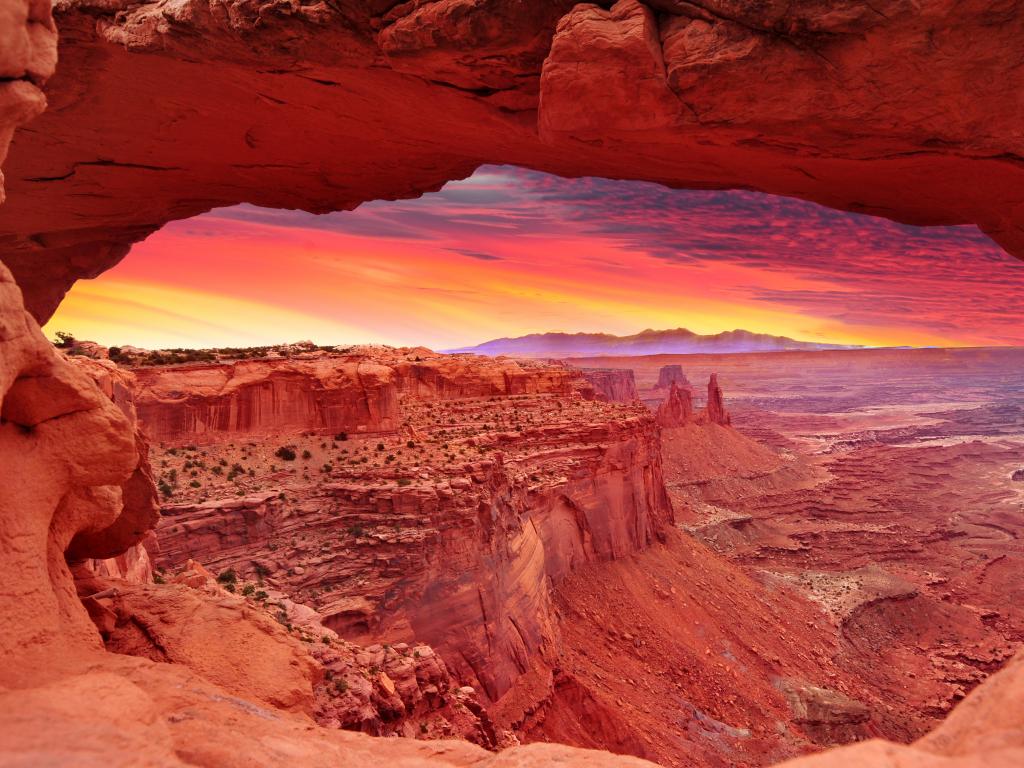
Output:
[
  {"left": 133, "top": 359, "right": 402, "bottom": 444},
  {"left": 2, "top": 0, "right": 1024, "bottom": 320},
  {"left": 132, "top": 351, "right": 579, "bottom": 445},
  {"left": 152, "top": 405, "right": 672, "bottom": 705},
  {"left": 581, "top": 368, "right": 640, "bottom": 403}
]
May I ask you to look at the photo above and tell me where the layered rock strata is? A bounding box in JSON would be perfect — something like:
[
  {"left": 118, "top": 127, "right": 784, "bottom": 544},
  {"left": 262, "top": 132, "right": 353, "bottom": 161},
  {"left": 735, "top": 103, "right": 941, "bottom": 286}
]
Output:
[
  {"left": 580, "top": 367, "right": 640, "bottom": 403},
  {"left": 151, "top": 389, "right": 673, "bottom": 704}
]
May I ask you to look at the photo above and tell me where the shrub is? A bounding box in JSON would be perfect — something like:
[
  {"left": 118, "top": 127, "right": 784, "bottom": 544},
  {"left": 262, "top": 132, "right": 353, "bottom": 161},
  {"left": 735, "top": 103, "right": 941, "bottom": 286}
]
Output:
[
  {"left": 347, "top": 524, "right": 365, "bottom": 538},
  {"left": 335, "top": 432, "right": 348, "bottom": 441},
  {"left": 216, "top": 569, "right": 237, "bottom": 586},
  {"left": 241, "top": 583, "right": 255, "bottom": 596},
  {"left": 53, "top": 330, "right": 75, "bottom": 348},
  {"left": 376, "top": 443, "right": 385, "bottom": 451},
  {"left": 189, "top": 480, "right": 201, "bottom": 488},
  {"left": 158, "top": 481, "right": 173, "bottom": 499},
  {"left": 406, "top": 440, "right": 416, "bottom": 449},
  {"left": 302, "top": 450, "right": 312, "bottom": 460},
  {"left": 334, "top": 679, "right": 348, "bottom": 694},
  {"left": 275, "top": 446, "right": 297, "bottom": 461}
]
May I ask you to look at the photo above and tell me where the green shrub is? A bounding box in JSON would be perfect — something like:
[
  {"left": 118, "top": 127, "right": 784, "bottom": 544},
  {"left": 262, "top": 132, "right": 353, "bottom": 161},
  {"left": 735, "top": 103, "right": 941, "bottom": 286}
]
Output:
[
  {"left": 275, "top": 446, "right": 297, "bottom": 461},
  {"left": 216, "top": 569, "right": 237, "bottom": 585},
  {"left": 335, "top": 432, "right": 348, "bottom": 441}
]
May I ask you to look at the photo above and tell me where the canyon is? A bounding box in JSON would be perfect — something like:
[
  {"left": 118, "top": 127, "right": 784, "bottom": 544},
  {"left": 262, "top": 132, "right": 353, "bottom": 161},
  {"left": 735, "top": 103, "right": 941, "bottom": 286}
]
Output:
[
  {"left": 1, "top": 254, "right": 1024, "bottom": 765},
  {"left": 2, "top": 0, "right": 1024, "bottom": 766},
  {"left": 8, "top": 328, "right": 1020, "bottom": 767}
]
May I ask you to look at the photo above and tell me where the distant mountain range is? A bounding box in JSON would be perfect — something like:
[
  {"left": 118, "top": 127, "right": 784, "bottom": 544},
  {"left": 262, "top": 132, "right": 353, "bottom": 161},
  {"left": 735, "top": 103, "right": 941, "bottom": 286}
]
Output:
[{"left": 446, "top": 328, "right": 861, "bottom": 357}]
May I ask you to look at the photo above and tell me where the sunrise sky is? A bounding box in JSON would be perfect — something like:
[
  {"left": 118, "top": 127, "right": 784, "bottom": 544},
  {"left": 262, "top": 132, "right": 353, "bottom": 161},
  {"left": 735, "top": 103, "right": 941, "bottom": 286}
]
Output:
[{"left": 43, "top": 165, "right": 1024, "bottom": 351}]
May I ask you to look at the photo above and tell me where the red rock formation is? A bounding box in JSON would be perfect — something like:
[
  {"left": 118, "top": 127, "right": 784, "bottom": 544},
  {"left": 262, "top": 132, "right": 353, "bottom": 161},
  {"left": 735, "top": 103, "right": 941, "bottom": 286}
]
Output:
[
  {"left": 580, "top": 367, "right": 639, "bottom": 402},
  {"left": 129, "top": 349, "right": 579, "bottom": 445},
  {"left": 132, "top": 358, "right": 401, "bottom": 445},
  {"left": 655, "top": 381, "right": 694, "bottom": 427},
  {"left": 704, "top": 373, "right": 731, "bottom": 426},
  {"left": 655, "top": 364, "right": 692, "bottom": 391},
  {"left": 151, "top": 396, "right": 673, "bottom": 705},
  {"left": 3, "top": 0, "right": 1024, "bottom": 319},
  {"left": 0, "top": 0, "right": 55, "bottom": 206}
]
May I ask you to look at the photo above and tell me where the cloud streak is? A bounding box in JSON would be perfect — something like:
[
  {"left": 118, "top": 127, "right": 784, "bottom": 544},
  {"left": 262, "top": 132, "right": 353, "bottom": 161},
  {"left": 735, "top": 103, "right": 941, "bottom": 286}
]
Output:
[{"left": 44, "top": 165, "right": 1024, "bottom": 350}]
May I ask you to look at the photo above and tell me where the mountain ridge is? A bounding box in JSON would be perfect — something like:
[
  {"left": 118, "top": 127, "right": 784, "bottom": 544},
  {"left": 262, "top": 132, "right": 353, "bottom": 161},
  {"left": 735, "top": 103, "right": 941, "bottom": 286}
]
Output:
[{"left": 445, "top": 328, "right": 861, "bottom": 357}]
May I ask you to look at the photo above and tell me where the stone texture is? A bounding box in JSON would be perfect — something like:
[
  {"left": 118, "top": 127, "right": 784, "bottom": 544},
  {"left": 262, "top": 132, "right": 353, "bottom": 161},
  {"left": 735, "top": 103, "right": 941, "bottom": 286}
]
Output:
[
  {"left": 655, "top": 364, "right": 692, "bottom": 391},
  {"left": 703, "top": 372, "right": 730, "bottom": 426},
  {"left": 580, "top": 368, "right": 639, "bottom": 403},
  {"left": 147, "top": 365, "right": 673, "bottom": 705},
  {"left": 1, "top": 0, "right": 1024, "bottom": 319},
  {"left": 655, "top": 380, "right": 694, "bottom": 427}
]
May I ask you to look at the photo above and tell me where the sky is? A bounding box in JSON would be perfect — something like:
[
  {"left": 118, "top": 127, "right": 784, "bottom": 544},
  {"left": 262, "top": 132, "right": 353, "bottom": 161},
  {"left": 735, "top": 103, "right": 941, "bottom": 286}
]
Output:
[{"left": 43, "top": 165, "right": 1024, "bottom": 351}]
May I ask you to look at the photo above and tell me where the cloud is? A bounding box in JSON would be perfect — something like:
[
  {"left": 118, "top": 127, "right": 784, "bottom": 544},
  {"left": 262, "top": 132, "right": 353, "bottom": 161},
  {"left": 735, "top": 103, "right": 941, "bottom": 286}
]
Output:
[{"left": 140, "top": 166, "right": 1024, "bottom": 350}]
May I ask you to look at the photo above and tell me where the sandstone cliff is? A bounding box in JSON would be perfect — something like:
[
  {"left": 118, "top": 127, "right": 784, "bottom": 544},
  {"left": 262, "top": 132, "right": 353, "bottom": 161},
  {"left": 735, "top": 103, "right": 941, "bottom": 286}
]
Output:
[
  {"left": 131, "top": 351, "right": 579, "bottom": 445},
  {"left": 580, "top": 367, "right": 640, "bottom": 403},
  {"left": 152, "top": 398, "right": 673, "bottom": 705},
  {"left": 655, "top": 364, "right": 693, "bottom": 391}
]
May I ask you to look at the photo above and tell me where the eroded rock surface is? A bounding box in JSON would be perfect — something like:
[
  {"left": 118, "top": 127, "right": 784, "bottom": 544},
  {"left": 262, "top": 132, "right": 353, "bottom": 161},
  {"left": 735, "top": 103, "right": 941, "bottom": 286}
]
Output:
[
  {"left": 2, "top": 0, "right": 1024, "bottom": 319},
  {"left": 580, "top": 367, "right": 640, "bottom": 403}
]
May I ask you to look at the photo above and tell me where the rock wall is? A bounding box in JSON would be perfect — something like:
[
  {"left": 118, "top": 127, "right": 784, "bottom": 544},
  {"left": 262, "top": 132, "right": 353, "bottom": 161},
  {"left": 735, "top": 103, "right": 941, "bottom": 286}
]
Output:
[
  {"left": 0, "top": 259, "right": 153, "bottom": 678},
  {"left": 131, "top": 351, "right": 580, "bottom": 445},
  {"left": 580, "top": 368, "right": 639, "bottom": 402},
  {"left": 655, "top": 364, "right": 692, "bottom": 391},
  {"left": 3, "top": 0, "right": 1024, "bottom": 319},
  {"left": 153, "top": 411, "right": 673, "bottom": 704},
  {"left": 132, "top": 359, "right": 402, "bottom": 445}
]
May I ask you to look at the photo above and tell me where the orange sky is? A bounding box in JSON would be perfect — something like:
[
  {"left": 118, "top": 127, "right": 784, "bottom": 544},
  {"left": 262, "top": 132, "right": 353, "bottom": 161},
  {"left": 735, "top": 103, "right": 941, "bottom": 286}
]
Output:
[{"left": 43, "top": 166, "right": 1024, "bottom": 350}]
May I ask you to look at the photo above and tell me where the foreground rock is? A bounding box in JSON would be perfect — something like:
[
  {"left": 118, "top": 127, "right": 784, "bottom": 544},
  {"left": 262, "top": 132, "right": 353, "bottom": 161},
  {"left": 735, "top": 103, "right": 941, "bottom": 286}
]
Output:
[{"left": 2, "top": 0, "right": 1024, "bottom": 319}]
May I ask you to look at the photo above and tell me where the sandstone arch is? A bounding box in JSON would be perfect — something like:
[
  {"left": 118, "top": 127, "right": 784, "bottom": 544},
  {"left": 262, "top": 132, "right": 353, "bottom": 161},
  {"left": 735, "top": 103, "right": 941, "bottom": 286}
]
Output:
[
  {"left": 1, "top": 0, "right": 1024, "bottom": 322},
  {"left": 2, "top": 1, "right": 1024, "bottom": 766}
]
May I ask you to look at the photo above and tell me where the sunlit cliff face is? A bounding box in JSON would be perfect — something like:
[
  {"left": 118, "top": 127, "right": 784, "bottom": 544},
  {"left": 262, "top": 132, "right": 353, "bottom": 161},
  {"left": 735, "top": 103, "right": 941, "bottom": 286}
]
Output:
[{"left": 44, "top": 166, "right": 1024, "bottom": 351}]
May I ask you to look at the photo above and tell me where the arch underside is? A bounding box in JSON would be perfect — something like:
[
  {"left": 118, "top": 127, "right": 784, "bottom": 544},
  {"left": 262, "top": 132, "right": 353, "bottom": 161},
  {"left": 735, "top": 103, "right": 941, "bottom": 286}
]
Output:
[{"left": 1, "top": 0, "right": 1022, "bottom": 321}]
